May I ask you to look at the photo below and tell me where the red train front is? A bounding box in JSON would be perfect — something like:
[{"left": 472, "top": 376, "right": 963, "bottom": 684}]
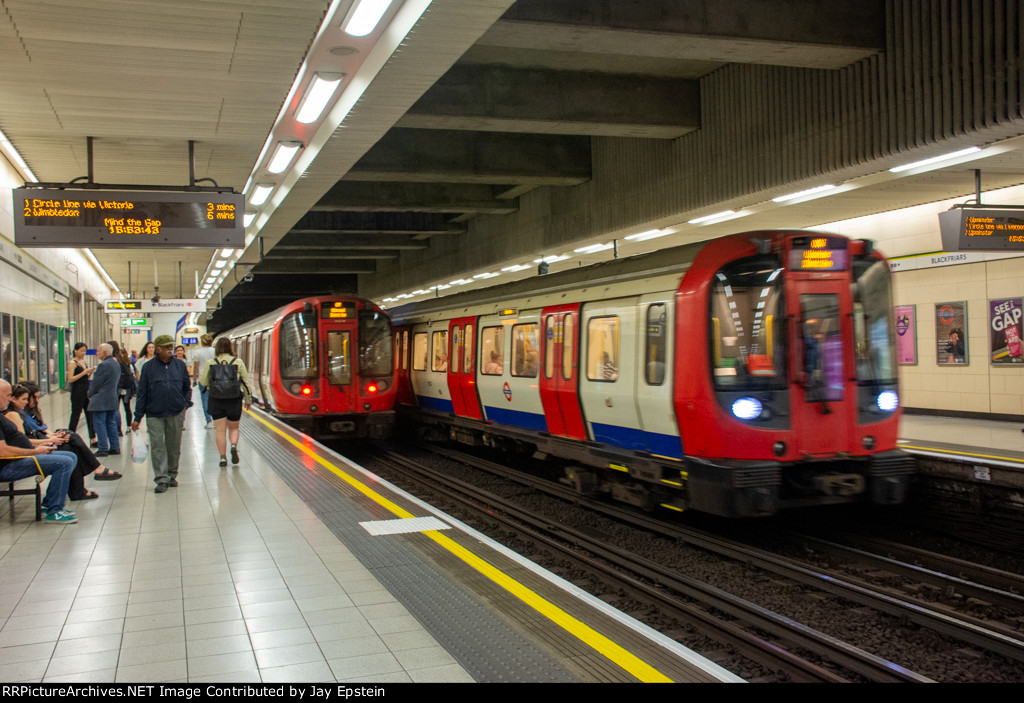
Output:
[
  {"left": 675, "top": 232, "right": 911, "bottom": 516},
  {"left": 228, "top": 296, "right": 396, "bottom": 438}
]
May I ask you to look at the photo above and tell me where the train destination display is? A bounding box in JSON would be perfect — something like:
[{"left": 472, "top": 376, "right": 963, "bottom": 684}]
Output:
[
  {"left": 13, "top": 189, "right": 244, "bottom": 248},
  {"left": 938, "top": 207, "right": 1024, "bottom": 252}
]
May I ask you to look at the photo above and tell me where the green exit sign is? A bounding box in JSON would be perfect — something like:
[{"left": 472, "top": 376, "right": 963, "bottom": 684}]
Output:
[{"left": 120, "top": 318, "right": 149, "bottom": 326}]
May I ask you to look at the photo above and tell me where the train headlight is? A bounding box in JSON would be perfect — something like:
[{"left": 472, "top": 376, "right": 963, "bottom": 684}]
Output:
[
  {"left": 876, "top": 390, "right": 899, "bottom": 412},
  {"left": 301, "top": 385, "right": 313, "bottom": 396},
  {"left": 731, "top": 397, "right": 762, "bottom": 420},
  {"left": 366, "top": 383, "right": 378, "bottom": 394}
]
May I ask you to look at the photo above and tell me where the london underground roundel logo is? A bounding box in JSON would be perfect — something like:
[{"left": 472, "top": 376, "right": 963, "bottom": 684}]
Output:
[
  {"left": 503, "top": 382, "right": 512, "bottom": 401},
  {"left": 938, "top": 305, "right": 955, "bottom": 324}
]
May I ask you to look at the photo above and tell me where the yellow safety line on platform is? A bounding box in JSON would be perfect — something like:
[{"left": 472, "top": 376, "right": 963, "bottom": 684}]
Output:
[
  {"left": 901, "top": 444, "right": 1024, "bottom": 465},
  {"left": 248, "top": 411, "right": 674, "bottom": 683}
]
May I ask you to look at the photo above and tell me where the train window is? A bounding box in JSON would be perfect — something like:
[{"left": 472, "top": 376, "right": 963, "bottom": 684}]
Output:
[
  {"left": 586, "top": 317, "right": 619, "bottom": 382},
  {"left": 801, "top": 294, "right": 843, "bottom": 402},
  {"left": 278, "top": 310, "right": 318, "bottom": 379},
  {"left": 450, "top": 326, "right": 461, "bottom": 375},
  {"left": 2, "top": 314, "right": 11, "bottom": 384},
  {"left": 413, "top": 333, "right": 428, "bottom": 371},
  {"left": 511, "top": 323, "right": 539, "bottom": 378},
  {"left": 358, "top": 311, "right": 393, "bottom": 377},
  {"left": 544, "top": 317, "right": 555, "bottom": 379},
  {"left": 481, "top": 327, "right": 504, "bottom": 375},
  {"left": 710, "top": 257, "right": 787, "bottom": 390},
  {"left": 326, "top": 330, "right": 352, "bottom": 385},
  {"left": 431, "top": 330, "right": 449, "bottom": 372},
  {"left": 464, "top": 324, "right": 475, "bottom": 373},
  {"left": 645, "top": 305, "right": 666, "bottom": 385},
  {"left": 852, "top": 259, "right": 897, "bottom": 385},
  {"left": 27, "top": 321, "right": 37, "bottom": 384},
  {"left": 401, "top": 331, "right": 409, "bottom": 371}
]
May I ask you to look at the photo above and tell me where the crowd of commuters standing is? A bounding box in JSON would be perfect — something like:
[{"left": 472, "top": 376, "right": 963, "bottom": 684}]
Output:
[{"left": 0, "top": 332, "right": 252, "bottom": 522}]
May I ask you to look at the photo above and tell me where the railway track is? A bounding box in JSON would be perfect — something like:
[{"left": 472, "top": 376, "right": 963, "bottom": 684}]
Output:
[
  {"left": 359, "top": 441, "right": 1024, "bottom": 683},
  {"left": 365, "top": 446, "right": 931, "bottom": 682}
]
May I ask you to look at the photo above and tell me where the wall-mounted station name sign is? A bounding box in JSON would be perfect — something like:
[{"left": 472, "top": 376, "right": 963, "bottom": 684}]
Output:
[
  {"left": 939, "top": 207, "right": 1024, "bottom": 252},
  {"left": 13, "top": 189, "right": 244, "bottom": 248}
]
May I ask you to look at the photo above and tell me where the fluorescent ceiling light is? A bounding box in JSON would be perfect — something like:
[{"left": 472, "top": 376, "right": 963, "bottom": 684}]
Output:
[
  {"left": 214, "top": 260, "right": 227, "bottom": 269},
  {"left": 889, "top": 147, "right": 981, "bottom": 173},
  {"left": 533, "top": 254, "right": 569, "bottom": 264},
  {"left": 295, "top": 72, "right": 344, "bottom": 124},
  {"left": 501, "top": 264, "right": 531, "bottom": 272},
  {"left": 625, "top": 228, "right": 676, "bottom": 241},
  {"left": 243, "top": 212, "right": 255, "bottom": 228},
  {"left": 267, "top": 140, "right": 303, "bottom": 174},
  {"left": 574, "top": 242, "right": 613, "bottom": 254},
  {"left": 449, "top": 278, "right": 470, "bottom": 285},
  {"left": 342, "top": 0, "right": 394, "bottom": 37},
  {"left": 473, "top": 272, "right": 499, "bottom": 279},
  {"left": 772, "top": 184, "right": 837, "bottom": 202},
  {"left": 249, "top": 183, "right": 274, "bottom": 206},
  {"left": 688, "top": 212, "right": 734, "bottom": 225},
  {"left": 220, "top": 248, "right": 235, "bottom": 257}
]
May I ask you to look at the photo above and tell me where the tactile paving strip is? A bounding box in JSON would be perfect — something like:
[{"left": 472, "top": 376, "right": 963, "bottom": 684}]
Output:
[{"left": 240, "top": 419, "right": 578, "bottom": 683}]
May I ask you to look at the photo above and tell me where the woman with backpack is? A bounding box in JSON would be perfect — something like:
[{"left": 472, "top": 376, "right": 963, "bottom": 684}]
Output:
[
  {"left": 117, "top": 347, "right": 137, "bottom": 432},
  {"left": 199, "top": 337, "right": 253, "bottom": 467}
]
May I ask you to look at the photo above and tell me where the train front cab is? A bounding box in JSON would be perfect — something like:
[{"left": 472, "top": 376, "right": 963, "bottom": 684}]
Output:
[
  {"left": 270, "top": 299, "right": 395, "bottom": 438},
  {"left": 679, "top": 233, "right": 913, "bottom": 517}
]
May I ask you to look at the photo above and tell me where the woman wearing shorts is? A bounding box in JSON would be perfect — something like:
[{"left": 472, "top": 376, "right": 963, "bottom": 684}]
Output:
[{"left": 199, "top": 337, "right": 253, "bottom": 467}]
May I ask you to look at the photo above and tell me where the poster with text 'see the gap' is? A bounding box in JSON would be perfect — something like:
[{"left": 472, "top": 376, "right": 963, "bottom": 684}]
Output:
[{"left": 990, "top": 298, "right": 1023, "bottom": 365}]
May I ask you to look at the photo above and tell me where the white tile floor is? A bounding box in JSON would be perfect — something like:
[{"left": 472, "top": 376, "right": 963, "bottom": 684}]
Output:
[{"left": 0, "top": 392, "right": 473, "bottom": 683}]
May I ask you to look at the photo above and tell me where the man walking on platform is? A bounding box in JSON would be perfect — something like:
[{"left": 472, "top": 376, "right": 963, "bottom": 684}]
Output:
[
  {"left": 132, "top": 335, "right": 192, "bottom": 493},
  {"left": 88, "top": 343, "right": 121, "bottom": 456}
]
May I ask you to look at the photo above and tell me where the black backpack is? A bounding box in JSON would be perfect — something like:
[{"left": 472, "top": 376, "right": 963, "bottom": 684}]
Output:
[
  {"left": 209, "top": 357, "right": 243, "bottom": 400},
  {"left": 118, "top": 361, "right": 137, "bottom": 395}
]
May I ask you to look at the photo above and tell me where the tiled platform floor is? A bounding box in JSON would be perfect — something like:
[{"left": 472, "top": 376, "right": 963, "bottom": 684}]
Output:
[{"left": 0, "top": 392, "right": 473, "bottom": 683}]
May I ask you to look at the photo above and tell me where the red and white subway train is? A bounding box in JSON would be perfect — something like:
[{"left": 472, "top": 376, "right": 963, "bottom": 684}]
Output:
[
  {"left": 225, "top": 296, "right": 396, "bottom": 438},
  {"left": 390, "top": 231, "right": 913, "bottom": 518}
]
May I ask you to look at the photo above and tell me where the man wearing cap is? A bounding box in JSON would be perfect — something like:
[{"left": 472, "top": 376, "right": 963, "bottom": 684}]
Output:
[{"left": 132, "top": 335, "right": 192, "bottom": 493}]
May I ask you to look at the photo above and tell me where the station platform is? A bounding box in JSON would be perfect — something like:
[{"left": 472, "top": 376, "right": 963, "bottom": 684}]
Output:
[
  {"left": 0, "top": 390, "right": 740, "bottom": 684},
  {"left": 900, "top": 413, "right": 1024, "bottom": 466}
]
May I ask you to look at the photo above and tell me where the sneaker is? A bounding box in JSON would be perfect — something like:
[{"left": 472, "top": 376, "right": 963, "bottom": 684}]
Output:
[
  {"left": 168, "top": 479, "right": 178, "bottom": 487},
  {"left": 205, "top": 421, "right": 215, "bottom": 429},
  {"left": 44, "top": 510, "right": 77, "bottom": 525},
  {"left": 219, "top": 455, "right": 227, "bottom": 467},
  {"left": 154, "top": 484, "right": 168, "bottom": 494},
  {"left": 230, "top": 446, "right": 239, "bottom": 465}
]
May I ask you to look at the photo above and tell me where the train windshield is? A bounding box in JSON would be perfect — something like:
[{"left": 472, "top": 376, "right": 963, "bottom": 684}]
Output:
[
  {"left": 279, "top": 310, "right": 318, "bottom": 379},
  {"left": 851, "top": 258, "right": 897, "bottom": 385},
  {"left": 359, "top": 311, "right": 393, "bottom": 377},
  {"left": 709, "top": 256, "right": 787, "bottom": 390}
]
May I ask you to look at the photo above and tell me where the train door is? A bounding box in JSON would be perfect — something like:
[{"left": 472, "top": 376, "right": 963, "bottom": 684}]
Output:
[
  {"left": 788, "top": 278, "right": 855, "bottom": 454},
  {"left": 447, "top": 317, "right": 482, "bottom": 419},
  {"left": 319, "top": 305, "right": 359, "bottom": 413},
  {"left": 578, "top": 298, "right": 644, "bottom": 450},
  {"left": 539, "top": 305, "right": 586, "bottom": 439},
  {"left": 634, "top": 296, "right": 682, "bottom": 459},
  {"left": 394, "top": 326, "right": 415, "bottom": 406}
]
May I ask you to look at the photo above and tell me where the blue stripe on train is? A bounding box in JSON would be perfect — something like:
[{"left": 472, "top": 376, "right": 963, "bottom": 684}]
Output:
[
  {"left": 589, "top": 423, "right": 683, "bottom": 460},
  {"left": 482, "top": 405, "right": 549, "bottom": 432},
  {"left": 416, "top": 395, "right": 454, "bottom": 413}
]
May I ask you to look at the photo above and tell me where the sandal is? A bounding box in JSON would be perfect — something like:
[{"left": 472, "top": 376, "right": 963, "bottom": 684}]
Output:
[
  {"left": 94, "top": 469, "right": 122, "bottom": 481},
  {"left": 70, "top": 490, "right": 99, "bottom": 500}
]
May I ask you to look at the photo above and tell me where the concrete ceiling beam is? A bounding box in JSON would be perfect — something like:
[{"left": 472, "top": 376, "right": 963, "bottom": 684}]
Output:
[
  {"left": 482, "top": 0, "right": 883, "bottom": 69},
  {"left": 345, "top": 128, "right": 591, "bottom": 185},
  {"left": 312, "top": 182, "right": 519, "bottom": 215},
  {"left": 399, "top": 65, "right": 699, "bottom": 139}
]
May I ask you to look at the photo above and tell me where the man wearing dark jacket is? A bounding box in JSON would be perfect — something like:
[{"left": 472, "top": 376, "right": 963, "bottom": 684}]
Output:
[{"left": 132, "top": 335, "right": 192, "bottom": 493}]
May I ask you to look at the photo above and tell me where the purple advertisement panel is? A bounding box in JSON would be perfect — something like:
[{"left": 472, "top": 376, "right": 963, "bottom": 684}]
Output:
[
  {"left": 894, "top": 305, "right": 917, "bottom": 365},
  {"left": 989, "top": 298, "right": 1024, "bottom": 365},
  {"left": 935, "top": 301, "right": 968, "bottom": 366}
]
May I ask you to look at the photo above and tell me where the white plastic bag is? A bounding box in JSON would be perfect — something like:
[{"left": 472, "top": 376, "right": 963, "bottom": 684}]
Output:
[{"left": 131, "top": 434, "right": 149, "bottom": 464}]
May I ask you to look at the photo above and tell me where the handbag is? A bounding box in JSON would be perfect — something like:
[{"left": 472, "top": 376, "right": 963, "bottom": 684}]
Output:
[{"left": 130, "top": 433, "right": 149, "bottom": 464}]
